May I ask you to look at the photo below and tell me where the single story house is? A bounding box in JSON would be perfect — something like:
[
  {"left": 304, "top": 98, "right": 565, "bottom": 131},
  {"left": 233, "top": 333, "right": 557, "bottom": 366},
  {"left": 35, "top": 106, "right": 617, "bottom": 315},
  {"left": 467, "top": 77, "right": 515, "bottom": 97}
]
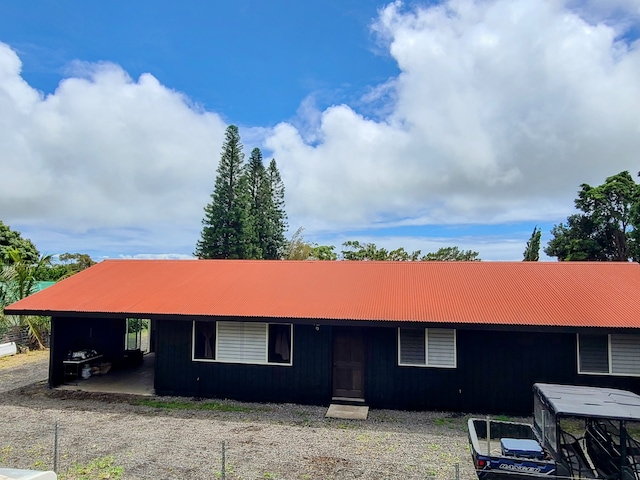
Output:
[{"left": 6, "top": 259, "right": 640, "bottom": 414}]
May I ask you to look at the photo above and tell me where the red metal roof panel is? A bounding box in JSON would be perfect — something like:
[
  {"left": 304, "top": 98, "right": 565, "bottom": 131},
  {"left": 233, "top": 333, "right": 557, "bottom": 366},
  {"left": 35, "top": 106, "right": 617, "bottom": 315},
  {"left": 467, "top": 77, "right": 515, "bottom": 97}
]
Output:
[{"left": 6, "top": 259, "right": 640, "bottom": 328}]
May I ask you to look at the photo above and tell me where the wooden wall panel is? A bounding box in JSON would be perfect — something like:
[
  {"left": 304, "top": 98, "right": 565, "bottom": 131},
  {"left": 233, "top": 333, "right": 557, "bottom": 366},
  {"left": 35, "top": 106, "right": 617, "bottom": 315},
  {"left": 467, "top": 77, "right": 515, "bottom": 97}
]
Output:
[
  {"left": 363, "top": 327, "right": 640, "bottom": 414},
  {"left": 49, "top": 317, "right": 640, "bottom": 414},
  {"left": 154, "top": 320, "right": 332, "bottom": 404}
]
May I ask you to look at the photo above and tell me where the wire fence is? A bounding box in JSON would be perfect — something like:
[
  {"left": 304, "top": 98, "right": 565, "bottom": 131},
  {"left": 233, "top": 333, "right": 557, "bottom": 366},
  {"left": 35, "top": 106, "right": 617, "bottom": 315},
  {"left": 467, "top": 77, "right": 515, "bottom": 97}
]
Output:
[
  {"left": 0, "top": 419, "right": 472, "bottom": 479},
  {"left": 1, "top": 421, "right": 185, "bottom": 479}
]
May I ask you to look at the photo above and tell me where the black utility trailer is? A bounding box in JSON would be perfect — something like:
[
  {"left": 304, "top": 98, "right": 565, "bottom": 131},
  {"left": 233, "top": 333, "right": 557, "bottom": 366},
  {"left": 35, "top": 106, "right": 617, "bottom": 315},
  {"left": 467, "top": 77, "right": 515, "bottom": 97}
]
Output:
[{"left": 468, "top": 383, "right": 640, "bottom": 480}]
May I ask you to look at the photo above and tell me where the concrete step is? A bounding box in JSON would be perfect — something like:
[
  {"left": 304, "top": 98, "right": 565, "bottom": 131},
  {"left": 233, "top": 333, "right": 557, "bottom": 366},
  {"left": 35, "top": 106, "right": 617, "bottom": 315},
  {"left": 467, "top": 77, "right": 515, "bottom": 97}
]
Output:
[{"left": 325, "top": 403, "right": 369, "bottom": 420}]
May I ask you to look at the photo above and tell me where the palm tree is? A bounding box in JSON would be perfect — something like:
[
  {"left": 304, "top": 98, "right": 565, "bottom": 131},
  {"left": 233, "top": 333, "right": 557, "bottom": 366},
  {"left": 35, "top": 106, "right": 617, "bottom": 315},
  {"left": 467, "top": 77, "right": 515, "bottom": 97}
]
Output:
[{"left": 0, "top": 249, "right": 52, "bottom": 349}]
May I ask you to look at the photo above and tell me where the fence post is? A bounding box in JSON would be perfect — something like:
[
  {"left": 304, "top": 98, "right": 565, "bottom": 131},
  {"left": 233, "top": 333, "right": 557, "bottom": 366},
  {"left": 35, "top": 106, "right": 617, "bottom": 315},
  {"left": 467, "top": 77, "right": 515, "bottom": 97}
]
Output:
[
  {"left": 221, "top": 440, "right": 226, "bottom": 480},
  {"left": 455, "top": 462, "right": 459, "bottom": 480},
  {"left": 53, "top": 423, "right": 59, "bottom": 473}
]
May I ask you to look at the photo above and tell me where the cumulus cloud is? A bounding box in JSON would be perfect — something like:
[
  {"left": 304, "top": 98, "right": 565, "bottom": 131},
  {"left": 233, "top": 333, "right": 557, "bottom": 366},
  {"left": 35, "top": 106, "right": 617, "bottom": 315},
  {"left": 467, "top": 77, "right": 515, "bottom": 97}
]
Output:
[
  {"left": 0, "top": 42, "right": 226, "bottom": 253},
  {"left": 266, "top": 0, "right": 640, "bottom": 233},
  {"left": 2, "top": 0, "right": 640, "bottom": 260}
]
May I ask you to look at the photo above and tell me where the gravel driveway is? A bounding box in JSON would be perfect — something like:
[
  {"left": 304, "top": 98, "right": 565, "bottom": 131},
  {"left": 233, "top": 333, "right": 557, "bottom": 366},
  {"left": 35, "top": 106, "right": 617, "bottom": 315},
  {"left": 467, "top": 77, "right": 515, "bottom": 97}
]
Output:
[{"left": 0, "top": 353, "right": 479, "bottom": 479}]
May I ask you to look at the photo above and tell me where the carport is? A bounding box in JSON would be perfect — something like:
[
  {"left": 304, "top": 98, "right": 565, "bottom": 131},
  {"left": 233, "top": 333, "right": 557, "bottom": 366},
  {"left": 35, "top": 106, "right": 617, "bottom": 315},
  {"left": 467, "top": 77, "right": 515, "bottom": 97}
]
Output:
[
  {"left": 48, "top": 315, "right": 154, "bottom": 394},
  {"left": 57, "top": 352, "right": 155, "bottom": 396}
]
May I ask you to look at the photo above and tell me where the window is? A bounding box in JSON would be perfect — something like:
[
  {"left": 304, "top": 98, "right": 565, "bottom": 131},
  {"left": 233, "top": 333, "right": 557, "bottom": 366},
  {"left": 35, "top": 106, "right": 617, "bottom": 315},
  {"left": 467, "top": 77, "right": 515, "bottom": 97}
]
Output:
[
  {"left": 577, "top": 333, "right": 640, "bottom": 376},
  {"left": 534, "top": 395, "right": 556, "bottom": 449},
  {"left": 192, "top": 321, "right": 292, "bottom": 366},
  {"left": 398, "top": 328, "right": 456, "bottom": 368},
  {"left": 193, "top": 321, "right": 216, "bottom": 360}
]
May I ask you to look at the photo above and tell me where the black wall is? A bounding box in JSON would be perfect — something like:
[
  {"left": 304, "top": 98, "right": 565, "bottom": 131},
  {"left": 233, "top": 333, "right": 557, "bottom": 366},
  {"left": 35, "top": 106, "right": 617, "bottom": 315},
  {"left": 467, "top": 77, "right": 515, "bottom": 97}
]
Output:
[
  {"left": 154, "top": 320, "right": 333, "bottom": 404},
  {"left": 93, "top": 318, "right": 640, "bottom": 414},
  {"left": 366, "top": 327, "right": 640, "bottom": 414}
]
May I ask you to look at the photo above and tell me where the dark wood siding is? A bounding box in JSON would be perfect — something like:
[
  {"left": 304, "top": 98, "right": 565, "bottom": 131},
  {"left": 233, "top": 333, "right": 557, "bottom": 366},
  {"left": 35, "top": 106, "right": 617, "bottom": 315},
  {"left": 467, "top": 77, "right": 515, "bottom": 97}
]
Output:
[
  {"left": 50, "top": 316, "right": 640, "bottom": 414},
  {"left": 49, "top": 316, "right": 126, "bottom": 387},
  {"left": 455, "top": 329, "right": 575, "bottom": 414},
  {"left": 364, "top": 327, "right": 463, "bottom": 411},
  {"left": 154, "top": 320, "right": 333, "bottom": 404},
  {"left": 364, "top": 327, "right": 640, "bottom": 414}
]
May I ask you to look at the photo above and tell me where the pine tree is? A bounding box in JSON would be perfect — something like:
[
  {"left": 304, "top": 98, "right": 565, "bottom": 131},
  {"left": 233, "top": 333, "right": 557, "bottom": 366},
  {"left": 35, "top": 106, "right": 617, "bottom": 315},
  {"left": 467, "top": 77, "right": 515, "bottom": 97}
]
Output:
[
  {"left": 245, "top": 148, "right": 270, "bottom": 259},
  {"left": 195, "top": 125, "right": 253, "bottom": 259},
  {"left": 523, "top": 226, "right": 542, "bottom": 261},
  {"left": 263, "top": 159, "right": 288, "bottom": 259}
]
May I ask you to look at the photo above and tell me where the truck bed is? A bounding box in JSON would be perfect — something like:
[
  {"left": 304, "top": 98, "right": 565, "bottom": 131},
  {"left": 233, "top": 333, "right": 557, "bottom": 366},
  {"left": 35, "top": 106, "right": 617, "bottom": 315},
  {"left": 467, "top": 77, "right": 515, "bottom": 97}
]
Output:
[{"left": 468, "top": 418, "right": 556, "bottom": 480}]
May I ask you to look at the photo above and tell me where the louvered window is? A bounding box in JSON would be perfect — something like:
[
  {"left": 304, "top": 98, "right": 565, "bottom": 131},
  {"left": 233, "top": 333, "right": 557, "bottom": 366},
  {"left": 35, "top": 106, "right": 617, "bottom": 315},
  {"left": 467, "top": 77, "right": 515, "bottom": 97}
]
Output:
[
  {"left": 578, "top": 333, "right": 640, "bottom": 376},
  {"left": 192, "top": 321, "right": 292, "bottom": 366},
  {"left": 398, "top": 328, "right": 456, "bottom": 368},
  {"left": 217, "top": 322, "right": 266, "bottom": 363}
]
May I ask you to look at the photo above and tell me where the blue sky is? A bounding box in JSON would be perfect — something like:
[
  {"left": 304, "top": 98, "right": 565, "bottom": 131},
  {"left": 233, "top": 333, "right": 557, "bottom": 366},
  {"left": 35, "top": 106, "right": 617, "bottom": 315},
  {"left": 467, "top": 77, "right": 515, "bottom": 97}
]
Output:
[
  {"left": 1, "top": 1, "right": 399, "bottom": 125},
  {"left": 1, "top": 0, "right": 639, "bottom": 261}
]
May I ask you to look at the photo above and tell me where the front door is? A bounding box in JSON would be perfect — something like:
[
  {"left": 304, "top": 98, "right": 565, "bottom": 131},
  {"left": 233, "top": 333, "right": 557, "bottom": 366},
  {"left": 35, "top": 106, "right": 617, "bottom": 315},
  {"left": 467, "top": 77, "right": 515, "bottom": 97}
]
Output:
[{"left": 332, "top": 328, "right": 365, "bottom": 399}]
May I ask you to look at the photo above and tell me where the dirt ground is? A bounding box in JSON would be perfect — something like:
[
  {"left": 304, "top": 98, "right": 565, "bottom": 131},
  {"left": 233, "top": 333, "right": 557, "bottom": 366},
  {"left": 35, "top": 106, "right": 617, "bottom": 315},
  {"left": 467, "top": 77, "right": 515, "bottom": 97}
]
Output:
[
  {"left": 0, "top": 348, "right": 49, "bottom": 391},
  {"left": 0, "top": 350, "right": 480, "bottom": 480}
]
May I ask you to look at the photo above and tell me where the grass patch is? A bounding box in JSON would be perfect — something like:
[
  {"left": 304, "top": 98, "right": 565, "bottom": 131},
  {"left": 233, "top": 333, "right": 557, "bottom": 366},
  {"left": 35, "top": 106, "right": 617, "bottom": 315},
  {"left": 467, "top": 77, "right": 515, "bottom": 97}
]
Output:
[
  {"left": 335, "top": 422, "right": 359, "bottom": 430},
  {"left": 0, "top": 444, "right": 14, "bottom": 463},
  {"left": 493, "top": 415, "right": 512, "bottom": 422},
  {"left": 60, "top": 455, "right": 123, "bottom": 480},
  {"left": 136, "top": 399, "right": 251, "bottom": 412},
  {"left": 434, "top": 417, "right": 455, "bottom": 427}
]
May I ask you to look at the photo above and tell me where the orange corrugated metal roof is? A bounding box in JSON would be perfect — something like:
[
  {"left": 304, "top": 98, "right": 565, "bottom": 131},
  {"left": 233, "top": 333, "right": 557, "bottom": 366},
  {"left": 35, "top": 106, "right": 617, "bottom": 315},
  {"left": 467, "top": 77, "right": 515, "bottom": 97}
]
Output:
[{"left": 6, "top": 259, "right": 640, "bottom": 328}]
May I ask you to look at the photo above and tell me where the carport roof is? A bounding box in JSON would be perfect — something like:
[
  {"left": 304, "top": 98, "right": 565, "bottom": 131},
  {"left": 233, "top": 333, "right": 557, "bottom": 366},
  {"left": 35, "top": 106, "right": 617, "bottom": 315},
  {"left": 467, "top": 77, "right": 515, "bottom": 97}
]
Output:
[{"left": 6, "top": 259, "right": 640, "bottom": 328}]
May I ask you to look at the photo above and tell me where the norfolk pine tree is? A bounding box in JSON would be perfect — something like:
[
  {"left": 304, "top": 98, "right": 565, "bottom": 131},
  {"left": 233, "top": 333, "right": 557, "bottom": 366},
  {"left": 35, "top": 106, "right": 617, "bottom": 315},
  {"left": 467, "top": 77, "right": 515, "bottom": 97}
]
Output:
[
  {"left": 195, "top": 125, "right": 253, "bottom": 259},
  {"left": 523, "top": 226, "right": 542, "bottom": 261},
  {"left": 246, "top": 147, "right": 270, "bottom": 259},
  {"left": 263, "top": 158, "right": 288, "bottom": 259}
]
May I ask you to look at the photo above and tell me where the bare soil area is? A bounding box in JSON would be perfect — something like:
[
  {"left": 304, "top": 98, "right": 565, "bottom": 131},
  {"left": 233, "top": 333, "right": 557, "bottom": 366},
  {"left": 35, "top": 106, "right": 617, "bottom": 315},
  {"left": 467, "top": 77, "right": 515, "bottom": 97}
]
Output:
[
  {"left": 0, "top": 349, "right": 49, "bottom": 391},
  {"left": 0, "top": 351, "right": 479, "bottom": 479}
]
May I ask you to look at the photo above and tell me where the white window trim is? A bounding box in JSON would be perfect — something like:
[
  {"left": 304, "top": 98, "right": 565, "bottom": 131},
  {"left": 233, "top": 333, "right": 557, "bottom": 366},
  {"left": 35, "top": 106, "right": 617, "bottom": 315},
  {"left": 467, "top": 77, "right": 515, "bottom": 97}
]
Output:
[
  {"left": 192, "top": 321, "right": 293, "bottom": 367},
  {"left": 397, "top": 327, "right": 457, "bottom": 369},
  {"left": 577, "top": 333, "right": 640, "bottom": 377}
]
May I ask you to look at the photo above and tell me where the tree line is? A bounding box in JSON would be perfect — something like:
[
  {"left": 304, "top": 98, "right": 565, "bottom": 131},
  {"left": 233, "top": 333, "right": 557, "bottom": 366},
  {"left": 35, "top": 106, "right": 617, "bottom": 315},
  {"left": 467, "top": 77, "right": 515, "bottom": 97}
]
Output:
[
  {"left": 1, "top": 221, "right": 95, "bottom": 278},
  {"left": 195, "top": 125, "right": 482, "bottom": 262},
  {"left": 544, "top": 171, "right": 640, "bottom": 262},
  {"left": 1, "top": 221, "right": 96, "bottom": 349},
  {"left": 283, "top": 228, "right": 481, "bottom": 261},
  {"left": 197, "top": 158, "right": 640, "bottom": 263}
]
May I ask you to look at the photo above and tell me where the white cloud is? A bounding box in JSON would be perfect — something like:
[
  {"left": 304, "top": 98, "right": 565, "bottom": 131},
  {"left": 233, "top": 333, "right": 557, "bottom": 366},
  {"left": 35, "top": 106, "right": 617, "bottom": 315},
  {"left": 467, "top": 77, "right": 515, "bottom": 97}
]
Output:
[
  {"left": 0, "top": 43, "right": 226, "bottom": 252},
  {"left": 265, "top": 0, "right": 640, "bottom": 235},
  {"left": 2, "top": 0, "right": 640, "bottom": 260}
]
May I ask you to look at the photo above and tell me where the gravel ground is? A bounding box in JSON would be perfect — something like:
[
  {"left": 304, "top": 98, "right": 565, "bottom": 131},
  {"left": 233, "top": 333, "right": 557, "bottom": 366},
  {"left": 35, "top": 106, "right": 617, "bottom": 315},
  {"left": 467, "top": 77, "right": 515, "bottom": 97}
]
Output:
[{"left": 0, "top": 353, "right": 480, "bottom": 480}]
